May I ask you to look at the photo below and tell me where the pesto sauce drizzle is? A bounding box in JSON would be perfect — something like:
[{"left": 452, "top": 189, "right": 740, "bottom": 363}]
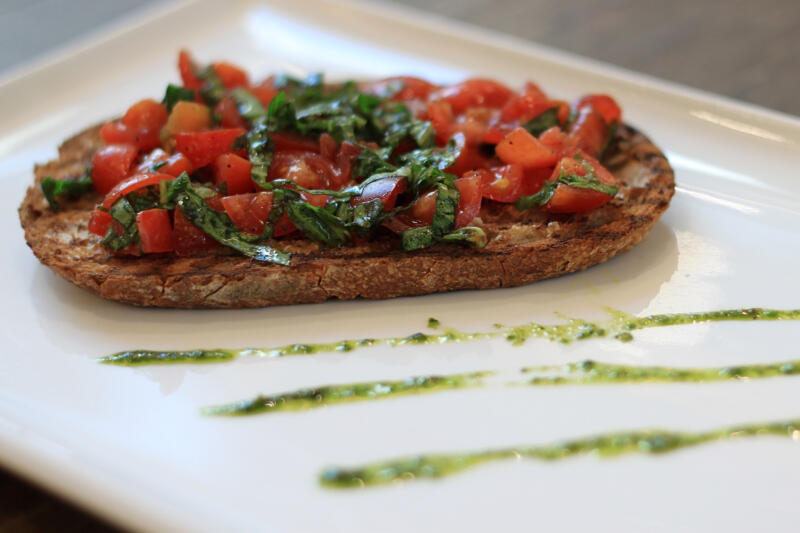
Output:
[
  {"left": 99, "top": 307, "right": 800, "bottom": 365},
  {"left": 203, "top": 372, "right": 491, "bottom": 416},
  {"left": 320, "top": 419, "right": 800, "bottom": 488}
]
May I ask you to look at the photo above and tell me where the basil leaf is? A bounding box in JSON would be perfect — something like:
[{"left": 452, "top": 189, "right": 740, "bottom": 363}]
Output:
[
  {"left": 285, "top": 199, "right": 351, "bottom": 246},
  {"left": 440, "top": 226, "right": 487, "bottom": 248},
  {"left": 163, "top": 84, "right": 196, "bottom": 111},
  {"left": 266, "top": 92, "right": 297, "bottom": 132},
  {"left": 40, "top": 166, "right": 93, "bottom": 210},
  {"left": 399, "top": 136, "right": 460, "bottom": 172},
  {"left": 522, "top": 107, "right": 559, "bottom": 137},
  {"left": 246, "top": 119, "right": 275, "bottom": 189},
  {"left": 559, "top": 173, "right": 618, "bottom": 197},
  {"left": 348, "top": 198, "right": 385, "bottom": 237},
  {"left": 171, "top": 174, "right": 291, "bottom": 265},
  {"left": 101, "top": 197, "right": 139, "bottom": 251},
  {"left": 231, "top": 87, "right": 267, "bottom": 124},
  {"left": 431, "top": 180, "right": 459, "bottom": 238},
  {"left": 198, "top": 65, "right": 226, "bottom": 106},
  {"left": 514, "top": 160, "right": 618, "bottom": 211},
  {"left": 514, "top": 182, "right": 557, "bottom": 210},
  {"left": 351, "top": 146, "right": 395, "bottom": 180},
  {"left": 401, "top": 226, "right": 435, "bottom": 251}
]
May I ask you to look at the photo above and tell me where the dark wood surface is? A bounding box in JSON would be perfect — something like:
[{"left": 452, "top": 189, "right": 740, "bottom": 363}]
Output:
[{"left": 2, "top": 0, "right": 799, "bottom": 532}]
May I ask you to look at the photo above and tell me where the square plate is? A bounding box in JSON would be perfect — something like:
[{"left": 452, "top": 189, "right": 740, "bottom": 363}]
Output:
[{"left": 2, "top": 1, "right": 800, "bottom": 531}]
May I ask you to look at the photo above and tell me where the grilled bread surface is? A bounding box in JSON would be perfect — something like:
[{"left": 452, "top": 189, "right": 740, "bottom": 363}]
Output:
[{"left": 19, "top": 124, "right": 674, "bottom": 308}]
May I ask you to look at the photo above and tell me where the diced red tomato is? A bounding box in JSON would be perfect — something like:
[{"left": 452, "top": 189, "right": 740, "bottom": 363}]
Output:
[
  {"left": 575, "top": 94, "right": 622, "bottom": 125},
  {"left": 361, "top": 76, "right": 438, "bottom": 101},
  {"left": 319, "top": 133, "right": 338, "bottom": 160},
  {"left": 352, "top": 176, "right": 408, "bottom": 210},
  {"left": 482, "top": 124, "right": 514, "bottom": 145},
  {"left": 173, "top": 206, "right": 219, "bottom": 255},
  {"left": 545, "top": 153, "right": 619, "bottom": 213},
  {"left": 268, "top": 151, "right": 337, "bottom": 189},
  {"left": 454, "top": 174, "right": 481, "bottom": 227},
  {"left": 136, "top": 209, "right": 174, "bottom": 253},
  {"left": 212, "top": 62, "right": 249, "bottom": 89},
  {"left": 495, "top": 127, "right": 558, "bottom": 168},
  {"left": 222, "top": 192, "right": 273, "bottom": 234},
  {"left": 443, "top": 133, "right": 492, "bottom": 177},
  {"left": 521, "top": 166, "right": 551, "bottom": 196},
  {"left": 178, "top": 50, "right": 203, "bottom": 90},
  {"left": 538, "top": 126, "right": 569, "bottom": 155},
  {"left": 88, "top": 209, "right": 114, "bottom": 237},
  {"left": 136, "top": 149, "right": 194, "bottom": 177},
  {"left": 334, "top": 141, "right": 362, "bottom": 186},
  {"left": 91, "top": 144, "right": 139, "bottom": 194},
  {"left": 552, "top": 100, "right": 571, "bottom": 126},
  {"left": 214, "top": 153, "right": 253, "bottom": 195},
  {"left": 473, "top": 164, "right": 524, "bottom": 203},
  {"left": 214, "top": 96, "right": 248, "bottom": 129},
  {"left": 273, "top": 192, "right": 329, "bottom": 237},
  {"left": 427, "top": 100, "right": 454, "bottom": 146},
  {"left": 101, "top": 172, "right": 174, "bottom": 210},
  {"left": 500, "top": 81, "right": 550, "bottom": 122},
  {"left": 175, "top": 128, "right": 246, "bottom": 168},
  {"left": 162, "top": 101, "right": 212, "bottom": 137},
  {"left": 107, "top": 99, "right": 168, "bottom": 151},
  {"left": 433, "top": 79, "right": 513, "bottom": 114},
  {"left": 270, "top": 131, "right": 320, "bottom": 153},
  {"left": 566, "top": 107, "right": 608, "bottom": 157},
  {"left": 385, "top": 175, "right": 482, "bottom": 231}
]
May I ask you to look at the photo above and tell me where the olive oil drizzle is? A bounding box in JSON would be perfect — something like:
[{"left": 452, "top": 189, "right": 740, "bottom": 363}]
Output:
[
  {"left": 320, "top": 419, "right": 800, "bottom": 488},
  {"left": 99, "top": 307, "right": 800, "bottom": 365}
]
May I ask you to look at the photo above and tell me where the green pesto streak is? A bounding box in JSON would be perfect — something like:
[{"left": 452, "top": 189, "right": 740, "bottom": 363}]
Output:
[
  {"left": 202, "top": 357, "right": 800, "bottom": 416},
  {"left": 320, "top": 419, "right": 800, "bottom": 488},
  {"left": 99, "top": 307, "right": 800, "bottom": 365}
]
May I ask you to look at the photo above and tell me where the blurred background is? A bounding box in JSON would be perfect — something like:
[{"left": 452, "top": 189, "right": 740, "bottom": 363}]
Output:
[{"left": 1, "top": 0, "right": 798, "bottom": 531}]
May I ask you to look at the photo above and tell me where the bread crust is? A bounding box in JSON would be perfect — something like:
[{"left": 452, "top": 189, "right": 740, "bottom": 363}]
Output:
[{"left": 19, "top": 123, "right": 674, "bottom": 308}]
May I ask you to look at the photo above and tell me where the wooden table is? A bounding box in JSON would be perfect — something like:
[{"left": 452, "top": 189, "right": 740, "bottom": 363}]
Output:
[{"left": 2, "top": 0, "right": 798, "bottom": 531}]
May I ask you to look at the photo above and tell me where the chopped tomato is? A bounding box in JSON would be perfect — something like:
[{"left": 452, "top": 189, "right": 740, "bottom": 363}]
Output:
[
  {"left": 545, "top": 153, "right": 619, "bottom": 213},
  {"left": 495, "top": 127, "right": 558, "bottom": 168},
  {"left": 500, "top": 81, "right": 550, "bottom": 122},
  {"left": 173, "top": 206, "right": 219, "bottom": 255},
  {"left": 426, "top": 100, "right": 454, "bottom": 146},
  {"left": 474, "top": 164, "right": 523, "bottom": 203},
  {"left": 538, "top": 126, "right": 569, "bottom": 155},
  {"left": 444, "top": 133, "right": 492, "bottom": 177},
  {"left": 101, "top": 172, "right": 174, "bottom": 210},
  {"left": 250, "top": 79, "right": 279, "bottom": 108},
  {"left": 482, "top": 124, "right": 514, "bottom": 145},
  {"left": 362, "top": 76, "right": 438, "bottom": 101},
  {"left": 433, "top": 78, "right": 513, "bottom": 114},
  {"left": 319, "top": 133, "right": 338, "bottom": 160},
  {"left": 566, "top": 107, "right": 608, "bottom": 157},
  {"left": 162, "top": 101, "right": 212, "bottom": 137},
  {"left": 136, "top": 149, "right": 193, "bottom": 177},
  {"left": 385, "top": 175, "right": 482, "bottom": 231},
  {"left": 352, "top": 176, "right": 408, "bottom": 210},
  {"left": 91, "top": 144, "right": 139, "bottom": 194},
  {"left": 175, "top": 128, "right": 246, "bottom": 168},
  {"left": 575, "top": 94, "right": 622, "bottom": 124},
  {"left": 268, "top": 151, "right": 337, "bottom": 189},
  {"left": 334, "top": 141, "right": 362, "bottom": 185},
  {"left": 451, "top": 107, "right": 493, "bottom": 146},
  {"left": 214, "top": 96, "right": 248, "bottom": 129},
  {"left": 521, "top": 166, "right": 551, "bottom": 196},
  {"left": 222, "top": 192, "right": 273, "bottom": 234},
  {"left": 178, "top": 50, "right": 203, "bottom": 90},
  {"left": 136, "top": 209, "right": 174, "bottom": 253},
  {"left": 212, "top": 62, "right": 249, "bottom": 89},
  {"left": 100, "top": 100, "right": 168, "bottom": 151},
  {"left": 214, "top": 153, "right": 253, "bottom": 195},
  {"left": 454, "top": 174, "right": 482, "bottom": 227},
  {"left": 273, "top": 192, "right": 329, "bottom": 237},
  {"left": 270, "top": 131, "right": 320, "bottom": 153},
  {"left": 88, "top": 209, "right": 113, "bottom": 237}
]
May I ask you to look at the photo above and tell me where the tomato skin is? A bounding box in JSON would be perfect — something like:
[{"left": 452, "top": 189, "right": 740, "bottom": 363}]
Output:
[
  {"left": 270, "top": 131, "right": 320, "bottom": 153},
  {"left": 91, "top": 144, "right": 139, "bottom": 194},
  {"left": 178, "top": 50, "right": 203, "bottom": 90},
  {"left": 88, "top": 209, "right": 113, "bottom": 237},
  {"left": 352, "top": 176, "right": 408, "bottom": 210},
  {"left": 162, "top": 101, "right": 212, "bottom": 137},
  {"left": 136, "top": 209, "right": 174, "bottom": 253},
  {"left": 495, "top": 127, "right": 558, "bottom": 168},
  {"left": 521, "top": 166, "right": 552, "bottom": 196},
  {"left": 334, "top": 141, "right": 362, "bottom": 186},
  {"left": 538, "top": 126, "right": 569, "bottom": 155},
  {"left": 212, "top": 62, "right": 249, "bottom": 89},
  {"left": 361, "top": 76, "right": 438, "bottom": 101},
  {"left": 385, "top": 175, "right": 482, "bottom": 231},
  {"left": 120, "top": 99, "right": 168, "bottom": 151},
  {"left": 214, "top": 96, "right": 248, "bottom": 129},
  {"left": 434, "top": 78, "right": 514, "bottom": 114},
  {"left": 214, "top": 153, "right": 253, "bottom": 195},
  {"left": 268, "top": 151, "right": 337, "bottom": 189},
  {"left": 173, "top": 207, "right": 220, "bottom": 255},
  {"left": 319, "top": 133, "right": 338, "bottom": 160},
  {"left": 250, "top": 86, "right": 279, "bottom": 108},
  {"left": 454, "top": 174, "right": 482, "bottom": 227},
  {"left": 500, "top": 81, "right": 550, "bottom": 122},
  {"left": 101, "top": 172, "right": 174, "bottom": 210},
  {"left": 222, "top": 192, "right": 273, "bottom": 234},
  {"left": 575, "top": 94, "right": 622, "bottom": 124},
  {"left": 474, "top": 164, "right": 524, "bottom": 203},
  {"left": 426, "top": 101, "right": 454, "bottom": 146},
  {"left": 273, "top": 192, "right": 329, "bottom": 237},
  {"left": 175, "top": 128, "right": 246, "bottom": 168},
  {"left": 544, "top": 153, "right": 619, "bottom": 213},
  {"left": 566, "top": 107, "right": 608, "bottom": 158},
  {"left": 136, "top": 149, "right": 193, "bottom": 177}
]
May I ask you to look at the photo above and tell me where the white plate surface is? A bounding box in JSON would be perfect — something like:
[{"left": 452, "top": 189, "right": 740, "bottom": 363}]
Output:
[{"left": 2, "top": 1, "right": 800, "bottom": 532}]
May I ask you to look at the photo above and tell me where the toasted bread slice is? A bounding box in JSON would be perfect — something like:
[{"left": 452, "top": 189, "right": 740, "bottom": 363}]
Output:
[{"left": 19, "top": 123, "right": 673, "bottom": 308}]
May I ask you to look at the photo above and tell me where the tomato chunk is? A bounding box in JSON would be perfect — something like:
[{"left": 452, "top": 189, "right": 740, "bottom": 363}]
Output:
[
  {"left": 269, "top": 151, "right": 337, "bottom": 189},
  {"left": 136, "top": 209, "right": 174, "bottom": 253},
  {"left": 352, "top": 176, "right": 408, "bottom": 210},
  {"left": 136, "top": 149, "right": 193, "bottom": 177},
  {"left": 385, "top": 175, "right": 481, "bottom": 231},
  {"left": 361, "top": 76, "right": 438, "bottom": 101},
  {"left": 102, "top": 172, "right": 174, "bottom": 210},
  {"left": 273, "top": 192, "right": 329, "bottom": 237},
  {"left": 575, "top": 94, "right": 622, "bottom": 125},
  {"left": 214, "top": 153, "right": 253, "bottom": 195},
  {"left": 91, "top": 144, "right": 139, "bottom": 194},
  {"left": 212, "top": 62, "right": 249, "bottom": 89},
  {"left": 454, "top": 174, "right": 482, "bottom": 227},
  {"left": 88, "top": 209, "right": 114, "bottom": 237},
  {"left": 434, "top": 79, "right": 513, "bottom": 114},
  {"left": 500, "top": 81, "right": 550, "bottom": 122},
  {"left": 214, "top": 96, "right": 248, "bottom": 129},
  {"left": 473, "top": 164, "right": 523, "bottom": 203},
  {"left": 495, "top": 127, "right": 558, "bottom": 168},
  {"left": 100, "top": 99, "right": 168, "bottom": 151},
  {"left": 222, "top": 192, "right": 273, "bottom": 234},
  {"left": 175, "top": 128, "right": 246, "bottom": 168},
  {"left": 566, "top": 107, "right": 608, "bottom": 158},
  {"left": 173, "top": 203, "right": 221, "bottom": 255},
  {"left": 270, "top": 131, "right": 320, "bottom": 153},
  {"left": 178, "top": 50, "right": 203, "bottom": 90},
  {"left": 545, "top": 154, "right": 619, "bottom": 213}
]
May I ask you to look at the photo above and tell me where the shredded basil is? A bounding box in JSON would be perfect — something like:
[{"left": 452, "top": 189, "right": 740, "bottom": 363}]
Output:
[
  {"left": 40, "top": 166, "right": 93, "bottom": 210},
  {"left": 522, "top": 107, "right": 559, "bottom": 137},
  {"left": 198, "top": 65, "right": 226, "bottom": 106},
  {"left": 514, "top": 157, "right": 619, "bottom": 211},
  {"left": 231, "top": 87, "right": 267, "bottom": 124},
  {"left": 171, "top": 173, "right": 290, "bottom": 265},
  {"left": 101, "top": 197, "right": 139, "bottom": 251},
  {"left": 285, "top": 197, "right": 351, "bottom": 247},
  {"left": 162, "top": 84, "right": 196, "bottom": 111}
]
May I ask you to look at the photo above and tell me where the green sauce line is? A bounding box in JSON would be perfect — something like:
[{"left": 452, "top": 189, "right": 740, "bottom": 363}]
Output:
[
  {"left": 320, "top": 418, "right": 800, "bottom": 488},
  {"left": 99, "top": 307, "right": 800, "bottom": 366},
  {"left": 204, "top": 357, "right": 800, "bottom": 416}
]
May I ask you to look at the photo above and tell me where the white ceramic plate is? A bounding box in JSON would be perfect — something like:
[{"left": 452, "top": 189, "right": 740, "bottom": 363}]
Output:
[{"left": 2, "top": 1, "right": 800, "bottom": 531}]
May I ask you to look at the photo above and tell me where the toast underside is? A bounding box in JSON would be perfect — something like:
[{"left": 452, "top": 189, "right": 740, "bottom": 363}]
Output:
[{"left": 19, "top": 124, "right": 674, "bottom": 308}]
